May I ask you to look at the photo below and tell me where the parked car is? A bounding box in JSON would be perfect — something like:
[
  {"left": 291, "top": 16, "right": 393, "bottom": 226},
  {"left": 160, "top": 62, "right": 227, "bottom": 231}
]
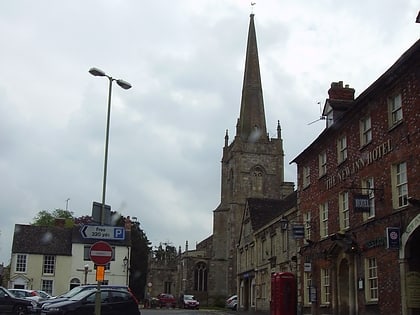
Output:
[
  {"left": 0, "top": 286, "right": 37, "bottom": 314},
  {"left": 180, "top": 294, "right": 199, "bottom": 309},
  {"left": 157, "top": 293, "right": 177, "bottom": 308},
  {"left": 40, "top": 288, "right": 140, "bottom": 315},
  {"left": 225, "top": 294, "right": 237, "bottom": 310},
  {"left": 8, "top": 289, "right": 43, "bottom": 302},
  {"left": 35, "top": 291, "right": 54, "bottom": 300},
  {"left": 38, "top": 285, "right": 134, "bottom": 312}
]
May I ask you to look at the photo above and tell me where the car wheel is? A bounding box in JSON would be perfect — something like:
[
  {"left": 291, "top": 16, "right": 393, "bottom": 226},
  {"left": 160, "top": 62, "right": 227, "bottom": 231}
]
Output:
[{"left": 13, "top": 305, "right": 26, "bottom": 315}]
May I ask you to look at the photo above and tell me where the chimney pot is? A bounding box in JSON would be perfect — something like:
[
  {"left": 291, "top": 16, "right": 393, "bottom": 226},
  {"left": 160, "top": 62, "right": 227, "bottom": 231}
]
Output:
[{"left": 328, "top": 81, "right": 355, "bottom": 101}]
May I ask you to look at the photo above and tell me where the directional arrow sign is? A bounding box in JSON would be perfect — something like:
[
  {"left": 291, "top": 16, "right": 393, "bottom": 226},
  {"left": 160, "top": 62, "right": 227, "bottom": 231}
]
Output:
[{"left": 80, "top": 225, "right": 125, "bottom": 240}]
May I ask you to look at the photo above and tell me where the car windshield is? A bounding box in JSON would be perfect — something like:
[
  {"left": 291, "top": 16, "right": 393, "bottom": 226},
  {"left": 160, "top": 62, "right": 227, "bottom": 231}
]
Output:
[
  {"left": 184, "top": 295, "right": 195, "bottom": 300},
  {"left": 60, "top": 286, "right": 94, "bottom": 298},
  {"left": 2, "top": 288, "right": 17, "bottom": 298},
  {"left": 68, "top": 288, "right": 97, "bottom": 301}
]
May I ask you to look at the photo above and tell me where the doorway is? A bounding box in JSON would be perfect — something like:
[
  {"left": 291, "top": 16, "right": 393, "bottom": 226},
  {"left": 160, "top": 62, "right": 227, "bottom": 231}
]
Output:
[{"left": 338, "top": 258, "right": 350, "bottom": 315}]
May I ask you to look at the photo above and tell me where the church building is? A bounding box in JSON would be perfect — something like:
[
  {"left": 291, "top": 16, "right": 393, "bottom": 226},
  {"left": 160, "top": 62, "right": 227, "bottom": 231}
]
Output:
[{"left": 174, "top": 13, "right": 295, "bottom": 306}]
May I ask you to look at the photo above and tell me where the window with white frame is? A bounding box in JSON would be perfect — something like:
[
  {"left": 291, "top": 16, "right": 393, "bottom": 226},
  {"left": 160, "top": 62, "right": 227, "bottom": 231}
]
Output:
[
  {"left": 360, "top": 116, "right": 372, "bottom": 146},
  {"left": 304, "top": 272, "right": 312, "bottom": 305},
  {"left": 320, "top": 202, "right": 329, "bottom": 238},
  {"left": 388, "top": 93, "right": 403, "bottom": 127},
  {"left": 321, "top": 268, "right": 331, "bottom": 304},
  {"left": 365, "top": 257, "right": 378, "bottom": 302},
  {"left": 16, "top": 254, "right": 27, "bottom": 273},
  {"left": 362, "top": 177, "right": 375, "bottom": 219},
  {"left": 43, "top": 255, "right": 55, "bottom": 275},
  {"left": 392, "top": 161, "right": 408, "bottom": 208},
  {"left": 41, "top": 280, "right": 53, "bottom": 295},
  {"left": 302, "top": 166, "right": 311, "bottom": 188},
  {"left": 319, "top": 151, "right": 327, "bottom": 177},
  {"left": 337, "top": 135, "right": 347, "bottom": 163},
  {"left": 304, "top": 212, "right": 312, "bottom": 242},
  {"left": 339, "top": 191, "right": 349, "bottom": 230}
]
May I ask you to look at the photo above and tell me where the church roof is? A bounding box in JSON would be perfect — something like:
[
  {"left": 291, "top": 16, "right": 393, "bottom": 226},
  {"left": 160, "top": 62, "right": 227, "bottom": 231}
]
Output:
[
  {"left": 246, "top": 191, "right": 297, "bottom": 231},
  {"left": 237, "top": 14, "right": 267, "bottom": 142}
]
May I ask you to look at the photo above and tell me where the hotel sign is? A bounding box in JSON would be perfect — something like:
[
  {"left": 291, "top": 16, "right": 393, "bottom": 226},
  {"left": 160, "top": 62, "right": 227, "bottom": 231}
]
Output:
[
  {"left": 325, "top": 139, "right": 392, "bottom": 190},
  {"left": 354, "top": 194, "right": 370, "bottom": 212}
]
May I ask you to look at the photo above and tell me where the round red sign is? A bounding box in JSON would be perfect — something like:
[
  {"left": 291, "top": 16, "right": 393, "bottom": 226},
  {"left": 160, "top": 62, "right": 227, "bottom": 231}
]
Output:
[{"left": 89, "top": 241, "right": 113, "bottom": 265}]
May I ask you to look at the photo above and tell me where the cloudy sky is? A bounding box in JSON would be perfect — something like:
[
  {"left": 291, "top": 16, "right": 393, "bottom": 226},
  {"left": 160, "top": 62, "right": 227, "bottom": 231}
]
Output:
[{"left": 0, "top": 1, "right": 418, "bottom": 264}]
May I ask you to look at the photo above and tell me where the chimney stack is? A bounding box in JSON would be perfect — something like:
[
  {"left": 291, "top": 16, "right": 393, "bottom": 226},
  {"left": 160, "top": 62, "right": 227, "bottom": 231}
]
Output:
[{"left": 328, "top": 81, "right": 355, "bottom": 101}]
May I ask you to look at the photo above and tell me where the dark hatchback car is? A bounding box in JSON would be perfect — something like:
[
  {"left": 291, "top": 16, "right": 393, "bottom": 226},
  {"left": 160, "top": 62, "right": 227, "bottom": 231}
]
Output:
[
  {"left": 38, "top": 284, "right": 134, "bottom": 312},
  {"left": 40, "top": 288, "right": 140, "bottom": 315},
  {"left": 0, "top": 286, "right": 37, "bottom": 314}
]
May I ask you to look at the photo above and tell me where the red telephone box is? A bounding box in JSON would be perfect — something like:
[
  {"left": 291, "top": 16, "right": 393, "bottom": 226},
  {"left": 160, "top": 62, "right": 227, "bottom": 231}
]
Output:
[{"left": 270, "top": 272, "right": 297, "bottom": 315}]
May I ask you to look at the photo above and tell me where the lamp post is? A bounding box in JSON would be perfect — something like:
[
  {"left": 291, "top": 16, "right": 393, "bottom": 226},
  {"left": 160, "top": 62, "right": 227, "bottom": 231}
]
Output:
[
  {"left": 88, "top": 67, "right": 132, "bottom": 225},
  {"left": 89, "top": 67, "right": 131, "bottom": 315},
  {"left": 84, "top": 264, "right": 89, "bottom": 285},
  {"left": 123, "top": 256, "right": 129, "bottom": 285}
]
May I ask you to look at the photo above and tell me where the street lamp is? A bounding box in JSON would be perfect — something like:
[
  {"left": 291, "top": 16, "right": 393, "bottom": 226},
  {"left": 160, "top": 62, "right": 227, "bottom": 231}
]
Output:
[
  {"left": 89, "top": 67, "right": 132, "bottom": 225},
  {"left": 123, "top": 256, "right": 129, "bottom": 285}
]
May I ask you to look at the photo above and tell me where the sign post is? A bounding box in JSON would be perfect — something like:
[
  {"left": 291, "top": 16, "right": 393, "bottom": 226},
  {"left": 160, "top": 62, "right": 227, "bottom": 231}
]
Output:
[{"left": 90, "top": 241, "right": 113, "bottom": 315}]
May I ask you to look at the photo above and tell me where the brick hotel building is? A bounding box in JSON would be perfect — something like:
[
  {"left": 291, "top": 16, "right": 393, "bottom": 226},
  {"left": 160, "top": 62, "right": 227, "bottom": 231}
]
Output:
[{"left": 292, "top": 39, "right": 420, "bottom": 315}]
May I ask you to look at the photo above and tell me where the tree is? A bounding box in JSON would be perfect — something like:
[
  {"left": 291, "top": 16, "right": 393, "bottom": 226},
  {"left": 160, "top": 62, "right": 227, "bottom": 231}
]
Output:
[
  {"left": 32, "top": 209, "right": 74, "bottom": 227},
  {"left": 115, "top": 215, "right": 151, "bottom": 300}
]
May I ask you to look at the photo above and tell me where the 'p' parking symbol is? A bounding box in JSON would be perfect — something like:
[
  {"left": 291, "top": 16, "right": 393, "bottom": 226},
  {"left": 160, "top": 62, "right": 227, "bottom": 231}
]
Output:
[{"left": 114, "top": 228, "right": 125, "bottom": 239}]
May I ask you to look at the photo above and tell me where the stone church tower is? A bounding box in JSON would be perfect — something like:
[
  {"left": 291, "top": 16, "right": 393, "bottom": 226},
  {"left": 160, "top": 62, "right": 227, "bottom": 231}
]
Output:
[{"left": 209, "top": 13, "right": 294, "bottom": 299}]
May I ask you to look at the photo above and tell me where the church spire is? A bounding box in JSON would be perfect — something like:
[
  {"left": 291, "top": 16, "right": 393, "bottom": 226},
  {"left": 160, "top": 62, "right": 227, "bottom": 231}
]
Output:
[{"left": 237, "top": 13, "right": 267, "bottom": 142}]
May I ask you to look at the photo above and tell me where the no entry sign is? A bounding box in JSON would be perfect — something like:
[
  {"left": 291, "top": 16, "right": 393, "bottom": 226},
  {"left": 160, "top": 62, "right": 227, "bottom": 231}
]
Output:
[{"left": 89, "top": 241, "right": 113, "bottom": 265}]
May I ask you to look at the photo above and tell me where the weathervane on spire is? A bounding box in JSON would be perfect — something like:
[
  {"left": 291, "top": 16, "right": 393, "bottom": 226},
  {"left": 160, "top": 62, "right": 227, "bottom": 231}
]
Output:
[{"left": 251, "top": 2, "right": 256, "bottom": 14}]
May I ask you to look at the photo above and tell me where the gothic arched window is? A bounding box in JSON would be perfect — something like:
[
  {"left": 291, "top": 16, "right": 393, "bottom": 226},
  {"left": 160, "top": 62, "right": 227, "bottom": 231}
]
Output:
[{"left": 194, "top": 262, "right": 208, "bottom": 292}]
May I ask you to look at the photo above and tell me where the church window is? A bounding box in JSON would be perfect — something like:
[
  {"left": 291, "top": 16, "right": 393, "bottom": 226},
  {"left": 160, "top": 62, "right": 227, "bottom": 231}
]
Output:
[
  {"left": 194, "top": 262, "right": 208, "bottom": 292},
  {"left": 252, "top": 166, "right": 264, "bottom": 194}
]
